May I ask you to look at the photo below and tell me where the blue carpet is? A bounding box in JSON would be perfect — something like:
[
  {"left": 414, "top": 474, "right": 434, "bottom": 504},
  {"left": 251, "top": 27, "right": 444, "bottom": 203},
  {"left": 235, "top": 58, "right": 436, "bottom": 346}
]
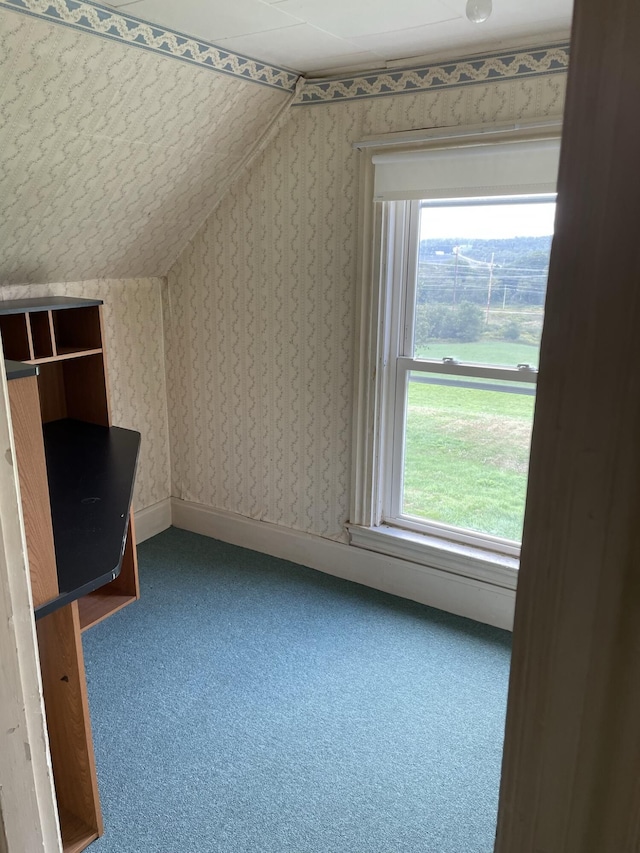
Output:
[{"left": 82, "top": 528, "right": 511, "bottom": 852}]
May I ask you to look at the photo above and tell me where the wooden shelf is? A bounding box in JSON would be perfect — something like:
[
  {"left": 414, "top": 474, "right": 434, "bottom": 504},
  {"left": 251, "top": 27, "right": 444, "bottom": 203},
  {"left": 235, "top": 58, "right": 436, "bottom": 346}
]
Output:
[
  {"left": 35, "top": 419, "right": 140, "bottom": 621},
  {"left": 0, "top": 297, "right": 104, "bottom": 366},
  {"left": 2, "top": 296, "right": 140, "bottom": 853},
  {"left": 28, "top": 347, "right": 103, "bottom": 365},
  {"left": 58, "top": 807, "right": 99, "bottom": 853},
  {"left": 78, "top": 590, "right": 137, "bottom": 631}
]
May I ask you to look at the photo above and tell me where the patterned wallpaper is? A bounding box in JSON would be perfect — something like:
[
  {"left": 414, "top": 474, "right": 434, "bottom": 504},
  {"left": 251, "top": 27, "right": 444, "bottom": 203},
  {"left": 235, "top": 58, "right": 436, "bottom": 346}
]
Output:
[
  {"left": 166, "top": 71, "right": 567, "bottom": 542},
  {"left": 0, "top": 8, "right": 291, "bottom": 286},
  {"left": 1, "top": 2, "right": 569, "bottom": 541},
  {"left": 0, "top": 279, "right": 170, "bottom": 512},
  {"left": 0, "top": 0, "right": 298, "bottom": 90}
]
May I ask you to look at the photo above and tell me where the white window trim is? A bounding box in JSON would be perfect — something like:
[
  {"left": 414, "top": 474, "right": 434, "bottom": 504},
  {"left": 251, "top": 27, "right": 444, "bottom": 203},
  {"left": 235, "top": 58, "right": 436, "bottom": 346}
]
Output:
[
  {"left": 346, "top": 523, "right": 518, "bottom": 590},
  {"left": 349, "top": 119, "right": 562, "bottom": 586},
  {"left": 383, "top": 198, "right": 540, "bottom": 559}
]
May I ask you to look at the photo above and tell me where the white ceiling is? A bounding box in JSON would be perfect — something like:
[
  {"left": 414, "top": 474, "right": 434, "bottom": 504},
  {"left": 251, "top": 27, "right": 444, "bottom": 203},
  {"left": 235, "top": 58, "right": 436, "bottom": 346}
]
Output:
[{"left": 106, "top": 0, "right": 573, "bottom": 75}]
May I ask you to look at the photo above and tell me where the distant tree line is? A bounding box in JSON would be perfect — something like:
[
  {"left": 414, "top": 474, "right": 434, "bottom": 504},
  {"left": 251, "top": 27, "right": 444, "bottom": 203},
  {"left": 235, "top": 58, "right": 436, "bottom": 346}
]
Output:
[
  {"left": 417, "top": 236, "right": 551, "bottom": 309},
  {"left": 415, "top": 302, "right": 483, "bottom": 344},
  {"left": 413, "top": 236, "right": 551, "bottom": 346}
]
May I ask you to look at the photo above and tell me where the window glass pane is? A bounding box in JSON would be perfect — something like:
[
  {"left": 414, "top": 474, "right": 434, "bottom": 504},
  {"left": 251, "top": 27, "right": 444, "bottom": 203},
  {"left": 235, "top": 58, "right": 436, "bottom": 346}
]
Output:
[
  {"left": 413, "top": 198, "right": 555, "bottom": 368},
  {"left": 402, "top": 372, "right": 535, "bottom": 542}
]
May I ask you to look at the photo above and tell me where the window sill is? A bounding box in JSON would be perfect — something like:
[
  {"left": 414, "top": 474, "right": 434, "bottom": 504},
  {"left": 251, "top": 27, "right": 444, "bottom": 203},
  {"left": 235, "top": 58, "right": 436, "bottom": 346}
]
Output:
[{"left": 346, "top": 523, "right": 518, "bottom": 590}]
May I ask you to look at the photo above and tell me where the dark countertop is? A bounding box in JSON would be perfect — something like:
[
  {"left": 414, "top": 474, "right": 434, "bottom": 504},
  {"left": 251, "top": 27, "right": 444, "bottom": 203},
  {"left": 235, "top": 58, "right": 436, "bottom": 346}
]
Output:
[
  {"left": 5, "top": 359, "right": 38, "bottom": 381},
  {"left": 0, "top": 296, "right": 103, "bottom": 315},
  {"left": 35, "top": 419, "right": 141, "bottom": 620}
]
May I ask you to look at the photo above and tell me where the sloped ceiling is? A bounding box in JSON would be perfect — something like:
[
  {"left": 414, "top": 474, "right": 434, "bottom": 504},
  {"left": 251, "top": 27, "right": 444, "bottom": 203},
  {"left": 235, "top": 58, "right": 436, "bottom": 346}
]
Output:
[{"left": 0, "top": 8, "right": 294, "bottom": 286}]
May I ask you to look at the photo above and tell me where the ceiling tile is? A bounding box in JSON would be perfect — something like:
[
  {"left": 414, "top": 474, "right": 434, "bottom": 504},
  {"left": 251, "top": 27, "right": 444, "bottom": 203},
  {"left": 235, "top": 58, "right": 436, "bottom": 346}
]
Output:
[
  {"left": 106, "top": 0, "right": 144, "bottom": 8},
  {"left": 352, "top": 15, "right": 571, "bottom": 60},
  {"left": 269, "top": 0, "right": 459, "bottom": 39},
  {"left": 124, "top": 0, "right": 303, "bottom": 42},
  {"left": 216, "top": 24, "right": 378, "bottom": 72},
  {"left": 81, "top": 0, "right": 572, "bottom": 77},
  {"left": 300, "top": 52, "right": 388, "bottom": 75},
  {"left": 351, "top": 19, "right": 479, "bottom": 57},
  {"left": 94, "top": 0, "right": 572, "bottom": 75},
  {"left": 442, "top": 0, "right": 572, "bottom": 34}
]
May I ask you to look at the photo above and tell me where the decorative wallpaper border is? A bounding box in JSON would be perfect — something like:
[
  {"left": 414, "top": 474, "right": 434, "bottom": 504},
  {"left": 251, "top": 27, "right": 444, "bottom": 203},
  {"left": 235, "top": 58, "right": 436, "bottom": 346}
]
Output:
[
  {"left": 295, "top": 43, "right": 570, "bottom": 104},
  {"left": 0, "top": 0, "right": 299, "bottom": 92}
]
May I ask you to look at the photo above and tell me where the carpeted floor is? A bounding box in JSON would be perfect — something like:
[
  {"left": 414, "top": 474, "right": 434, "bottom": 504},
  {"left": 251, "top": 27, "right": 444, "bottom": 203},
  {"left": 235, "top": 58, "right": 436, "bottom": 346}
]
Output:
[{"left": 82, "top": 527, "right": 511, "bottom": 852}]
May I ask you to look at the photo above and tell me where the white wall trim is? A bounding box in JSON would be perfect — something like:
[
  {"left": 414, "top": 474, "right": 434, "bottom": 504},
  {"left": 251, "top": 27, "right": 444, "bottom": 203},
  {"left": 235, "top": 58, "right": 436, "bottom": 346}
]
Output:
[
  {"left": 348, "top": 523, "right": 518, "bottom": 590},
  {"left": 171, "top": 498, "right": 515, "bottom": 630},
  {"left": 134, "top": 499, "right": 172, "bottom": 543}
]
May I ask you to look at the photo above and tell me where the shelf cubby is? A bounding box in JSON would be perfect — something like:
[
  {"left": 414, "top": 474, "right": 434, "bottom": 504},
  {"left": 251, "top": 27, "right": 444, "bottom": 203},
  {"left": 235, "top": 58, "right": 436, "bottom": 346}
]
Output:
[
  {"left": 0, "top": 312, "right": 32, "bottom": 361},
  {"left": 37, "top": 355, "right": 110, "bottom": 425},
  {"left": 53, "top": 305, "right": 103, "bottom": 354},
  {"left": 30, "top": 310, "right": 56, "bottom": 359},
  {"left": 78, "top": 517, "right": 139, "bottom": 631}
]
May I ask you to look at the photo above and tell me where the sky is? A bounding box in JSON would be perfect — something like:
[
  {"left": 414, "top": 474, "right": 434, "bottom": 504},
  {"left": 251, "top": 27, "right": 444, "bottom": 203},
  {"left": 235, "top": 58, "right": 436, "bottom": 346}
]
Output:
[{"left": 420, "top": 201, "right": 556, "bottom": 240}]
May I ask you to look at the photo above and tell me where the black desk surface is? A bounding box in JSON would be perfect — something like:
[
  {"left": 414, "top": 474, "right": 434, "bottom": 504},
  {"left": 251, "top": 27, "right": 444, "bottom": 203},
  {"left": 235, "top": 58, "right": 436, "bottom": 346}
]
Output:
[
  {"left": 35, "top": 419, "right": 140, "bottom": 620},
  {"left": 5, "top": 359, "right": 38, "bottom": 381},
  {"left": 0, "top": 296, "right": 102, "bottom": 315}
]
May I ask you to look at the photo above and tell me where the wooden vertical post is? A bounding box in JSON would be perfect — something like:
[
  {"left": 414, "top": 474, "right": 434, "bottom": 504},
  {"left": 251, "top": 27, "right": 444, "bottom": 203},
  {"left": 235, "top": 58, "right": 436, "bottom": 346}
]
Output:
[
  {"left": 495, "top": 1, "right": 640, "bottom": 851},
  {"left": 0, "top": 355, "right": 61, "bottom": 853}
]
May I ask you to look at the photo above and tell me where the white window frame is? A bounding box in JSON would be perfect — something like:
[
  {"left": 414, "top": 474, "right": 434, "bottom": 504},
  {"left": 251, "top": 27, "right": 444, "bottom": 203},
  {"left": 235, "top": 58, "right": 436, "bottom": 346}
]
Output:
[
  {"left": 383, "top": 197, "right": 540, "bottom": 559},
  {"left": 348, "top": 119, "right": 562, "bottom": 587}
]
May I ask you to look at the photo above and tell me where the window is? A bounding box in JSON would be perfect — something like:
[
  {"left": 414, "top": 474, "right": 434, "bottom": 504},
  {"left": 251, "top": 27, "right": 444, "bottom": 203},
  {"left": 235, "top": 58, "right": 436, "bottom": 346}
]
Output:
[
  {"left": 350, "top": 130, "right": 560, "bottom": 580},
  {"left": 384, "top": 196, "right": 554, "bottom": 556}
]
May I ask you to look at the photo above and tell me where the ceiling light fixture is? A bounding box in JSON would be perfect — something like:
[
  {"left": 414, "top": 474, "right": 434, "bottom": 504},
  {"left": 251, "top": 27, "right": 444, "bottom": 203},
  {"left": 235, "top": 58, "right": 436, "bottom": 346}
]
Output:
[{"left": 465, "top": 0, "right": 492, "bottom": 23}]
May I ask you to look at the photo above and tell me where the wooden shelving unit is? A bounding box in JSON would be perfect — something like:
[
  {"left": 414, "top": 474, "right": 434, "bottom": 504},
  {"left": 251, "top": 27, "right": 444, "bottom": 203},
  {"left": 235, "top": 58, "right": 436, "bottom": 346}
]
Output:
[{"left": 2, "top": 296, "right": 141, "bottom": 853}]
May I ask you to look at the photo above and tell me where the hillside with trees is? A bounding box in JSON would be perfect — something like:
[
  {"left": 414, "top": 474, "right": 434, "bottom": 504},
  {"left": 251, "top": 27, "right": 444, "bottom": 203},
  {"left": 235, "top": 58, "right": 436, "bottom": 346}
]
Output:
[{"left": 415, "top": 235, "right": 552, "bottom": 353}]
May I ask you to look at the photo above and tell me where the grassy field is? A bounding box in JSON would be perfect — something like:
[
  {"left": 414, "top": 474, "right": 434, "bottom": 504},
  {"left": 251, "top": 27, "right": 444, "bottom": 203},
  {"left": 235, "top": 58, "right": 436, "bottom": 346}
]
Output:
[
  {"left": 403, "top": 377, "right": 535, "bottom": 542},
  {"left": 416, "top": 339, "right": 540, "bottom": 366}
]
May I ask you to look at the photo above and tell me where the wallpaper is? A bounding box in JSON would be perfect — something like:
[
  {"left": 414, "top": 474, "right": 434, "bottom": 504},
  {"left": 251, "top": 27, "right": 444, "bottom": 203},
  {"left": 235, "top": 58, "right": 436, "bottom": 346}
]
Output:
[
  {"left": 0, "top": 8, "right": 291, "bottom": 286},
  {"left": 0, "top": 0, "right": 298, "bottom": 91},
  {"left": 166, "top": 71, "right": 567, "bottom": 542},
  {"left": 0, "top": 279, "right": 170, "bottom": 513}
]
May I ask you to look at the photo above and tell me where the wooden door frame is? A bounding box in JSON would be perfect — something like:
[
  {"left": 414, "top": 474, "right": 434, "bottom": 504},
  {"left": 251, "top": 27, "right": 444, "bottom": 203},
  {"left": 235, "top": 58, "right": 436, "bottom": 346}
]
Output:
[{"left": 495, "top": 0, "right": 640, "bottom": 850}]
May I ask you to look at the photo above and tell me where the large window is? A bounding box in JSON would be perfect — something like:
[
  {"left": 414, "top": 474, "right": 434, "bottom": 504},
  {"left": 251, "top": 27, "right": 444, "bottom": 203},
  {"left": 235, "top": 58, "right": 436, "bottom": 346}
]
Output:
[
  {"left": 383, "top": 196, "right": 555, "bottom": 555},
  {"left": 350, "top": 131, "right": 561, "bottom": 574}
]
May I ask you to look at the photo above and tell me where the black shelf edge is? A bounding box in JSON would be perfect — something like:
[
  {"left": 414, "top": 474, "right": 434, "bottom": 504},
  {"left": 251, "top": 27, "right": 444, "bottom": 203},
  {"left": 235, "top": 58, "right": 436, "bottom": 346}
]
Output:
[
  {"left": 0, "top": 297, "right": 103, "bottom": 316},
  {"left": 5, "top": 359, "right": 38, "bottom": 381},
  {"left": 35, "top": 419, "right": 140, "bottom": 621}
]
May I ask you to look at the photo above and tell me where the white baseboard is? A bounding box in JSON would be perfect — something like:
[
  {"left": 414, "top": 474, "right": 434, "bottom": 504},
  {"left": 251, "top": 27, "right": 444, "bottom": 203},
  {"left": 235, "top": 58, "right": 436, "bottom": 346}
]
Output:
[
  {"left": 171, "top": 498, "right": 515, "bottom": 630},
  {"left": 134, "top": 498, "right": 172, "bottom": 543}
]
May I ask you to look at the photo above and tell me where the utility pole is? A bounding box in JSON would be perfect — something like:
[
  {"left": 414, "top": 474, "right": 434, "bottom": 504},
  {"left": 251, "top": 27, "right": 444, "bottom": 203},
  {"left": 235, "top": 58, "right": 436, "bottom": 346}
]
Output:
[
  {"left": 453, "top": 246, "right": 459, "bottom": 304},
  {"left": 485, "top": 252, "right": 495, "bottom": 325}
]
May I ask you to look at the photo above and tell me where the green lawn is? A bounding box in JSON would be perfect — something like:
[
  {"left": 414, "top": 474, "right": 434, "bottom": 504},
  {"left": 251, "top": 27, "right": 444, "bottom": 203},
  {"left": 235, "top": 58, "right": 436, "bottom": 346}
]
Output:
[
  {"left": 416, "top": 339, "right": 540, "bottom": 367},
  {"left": 403, "top": 379, "right": 535, "bottom": 542}
]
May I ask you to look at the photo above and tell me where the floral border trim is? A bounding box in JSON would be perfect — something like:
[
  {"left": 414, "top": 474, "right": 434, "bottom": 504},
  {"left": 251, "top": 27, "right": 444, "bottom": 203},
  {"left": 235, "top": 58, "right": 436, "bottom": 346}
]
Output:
[
  {"left": 0, "top": 0, "right": 299, "bottom": 92},
  {"left": 295, "top": 43, "right": 570, "bottom": 104}
]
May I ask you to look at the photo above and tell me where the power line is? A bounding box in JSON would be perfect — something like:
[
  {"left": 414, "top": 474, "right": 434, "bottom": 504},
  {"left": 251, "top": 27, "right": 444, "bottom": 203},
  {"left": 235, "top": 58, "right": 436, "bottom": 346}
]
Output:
[{"left": 419, "top": 261, "right": 551, "bottom": 275}]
